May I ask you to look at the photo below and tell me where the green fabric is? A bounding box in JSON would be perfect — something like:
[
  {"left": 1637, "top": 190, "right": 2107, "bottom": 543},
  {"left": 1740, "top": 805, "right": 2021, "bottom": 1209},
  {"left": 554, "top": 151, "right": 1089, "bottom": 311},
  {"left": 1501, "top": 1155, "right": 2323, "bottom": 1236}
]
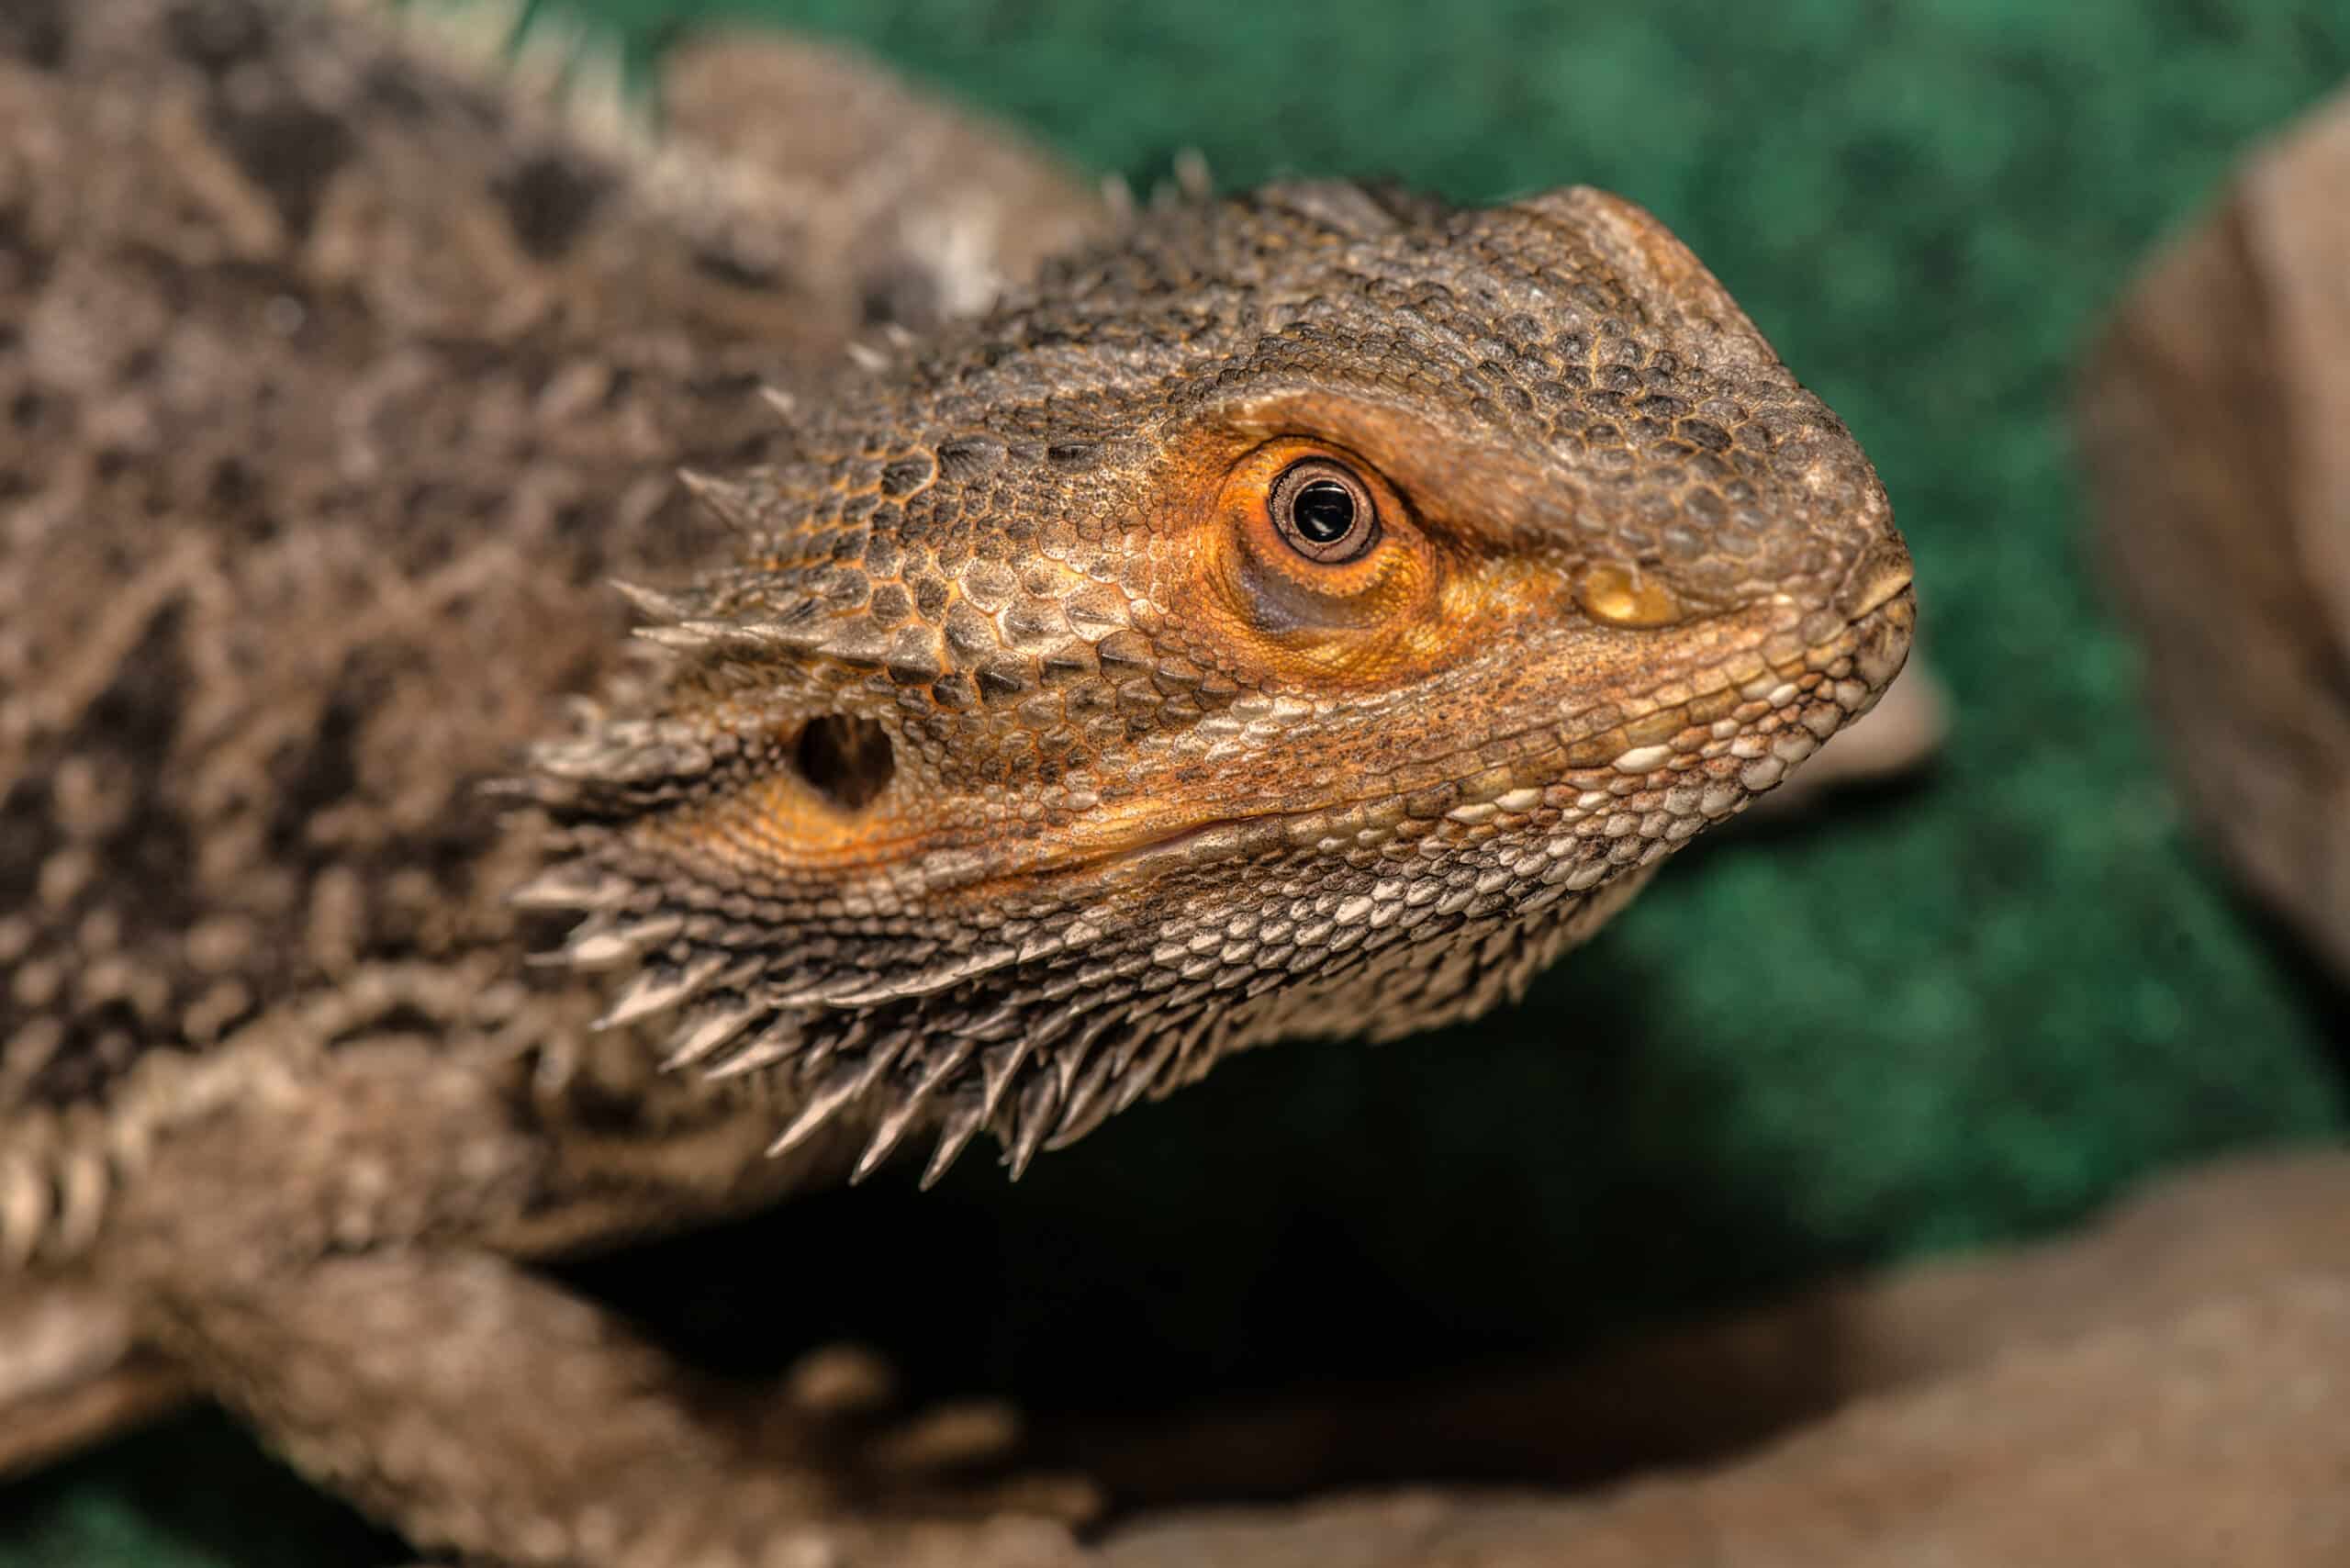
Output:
[{"left": 10, "top": 1, "right": 2349, "bottom": 1561}]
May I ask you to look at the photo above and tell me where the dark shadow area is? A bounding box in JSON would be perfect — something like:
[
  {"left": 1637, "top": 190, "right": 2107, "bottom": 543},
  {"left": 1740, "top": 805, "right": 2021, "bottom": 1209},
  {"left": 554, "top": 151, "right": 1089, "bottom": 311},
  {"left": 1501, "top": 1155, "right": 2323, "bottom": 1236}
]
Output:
[
  {"left": 552, "top": 929, "right": 1860, "bottom": 1505},
  {"left": 9, "top": 1411, "right": 399, "bottom": 1568},
  {"left": 2220, "top": 882, "right": 2350, "bottom": 1105}
]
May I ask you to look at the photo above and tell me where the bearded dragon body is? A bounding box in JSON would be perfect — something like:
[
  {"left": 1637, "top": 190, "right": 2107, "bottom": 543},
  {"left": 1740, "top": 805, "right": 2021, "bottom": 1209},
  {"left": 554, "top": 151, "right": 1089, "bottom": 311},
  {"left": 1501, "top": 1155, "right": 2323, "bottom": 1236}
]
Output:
[{"left": 0, "top": 3, "right": 1913, "bottom": 1562}]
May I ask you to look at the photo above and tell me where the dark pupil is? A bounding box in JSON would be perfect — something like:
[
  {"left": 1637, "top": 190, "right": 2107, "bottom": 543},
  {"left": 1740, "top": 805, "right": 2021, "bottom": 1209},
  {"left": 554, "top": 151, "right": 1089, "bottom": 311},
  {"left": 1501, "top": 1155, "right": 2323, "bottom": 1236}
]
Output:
[{"left": 1291, "top": 480, "right": 1358, "bottom": 544}]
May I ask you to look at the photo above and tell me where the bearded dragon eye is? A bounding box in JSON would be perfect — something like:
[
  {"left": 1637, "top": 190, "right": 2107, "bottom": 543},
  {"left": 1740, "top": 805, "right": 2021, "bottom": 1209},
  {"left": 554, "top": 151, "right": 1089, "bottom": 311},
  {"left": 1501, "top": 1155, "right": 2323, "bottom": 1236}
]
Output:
[{"left": 1269, "top": 459, "right": 1380, "bottom": 563}]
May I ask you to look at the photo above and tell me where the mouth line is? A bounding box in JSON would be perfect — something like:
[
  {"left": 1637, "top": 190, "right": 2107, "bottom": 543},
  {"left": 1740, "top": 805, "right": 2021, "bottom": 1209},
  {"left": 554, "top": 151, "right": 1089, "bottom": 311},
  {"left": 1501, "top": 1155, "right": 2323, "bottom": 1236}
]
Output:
[
  {"left": 1835, "top": 539, "right": 1916, "bottom": 622},
  {"left": 1024, "top": 587, "right": 1918, "bottom": 888}
]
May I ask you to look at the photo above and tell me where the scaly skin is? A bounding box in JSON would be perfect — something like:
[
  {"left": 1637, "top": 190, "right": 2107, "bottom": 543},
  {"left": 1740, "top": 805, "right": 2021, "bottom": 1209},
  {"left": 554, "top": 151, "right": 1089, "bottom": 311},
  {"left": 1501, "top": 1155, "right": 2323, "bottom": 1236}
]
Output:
[
  {"left": 0, "top": 2, "right": 1913, "bottom": 1563},
  {"left": 525, "top": 182, "right": 1919, "bottom": 1182}
]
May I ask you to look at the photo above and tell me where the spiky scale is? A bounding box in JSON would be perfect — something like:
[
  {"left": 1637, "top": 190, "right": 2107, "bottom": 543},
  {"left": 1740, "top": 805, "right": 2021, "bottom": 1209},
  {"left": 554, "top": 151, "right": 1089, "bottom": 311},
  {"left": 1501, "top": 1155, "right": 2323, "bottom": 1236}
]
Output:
[
  {"left": 506, "top": 864, "right": 632, "bottom": 913},
  {"left": 594, "top": 955, "right": 727, "bottom": 1032},
  {"left": 555, "top": 917, "right": 658, "bottom": 971},
  {"left": 915, "top": 1096, "right": 989, "bottom": 1190},
  {"left": 976, "top": 1038, "right": 1035, "bottom": 1127},
  {"left": 849, "top": 1104, "right": 927, "bottom": 1182},
  {"left": 1112, "top": 1030, "right": 1182, "bottom": 1118},
  {"left": 608, "top": 579, "right": 695, "bottom": 624},
  {"left": 705, "top": 1015, "right": 810, "bottom": 1081},
  {"left": 677, "top": 468, "right": 765, "bottom": 533},
  {"left": 766, "top": 1064, "right": 870, "bottom": 1159},
  {"left": 632, "top": 623, "right": 722, "bottom": 653},
  {"left": 1050, "top": 1023, "right": 1100, "bottom": 1105},
  {"left": 1045, "top": 1048, "right": 1123, "bottom": 1152},
  {"left": 853, "top": 1036, "right": 976, "bottom": 1177},
  {"left": 1003, "top": 1077, "right": 1059, "bottom": 1182},
  {"left": 658, "top": 998, "right": 764, "bottom": 1071}
]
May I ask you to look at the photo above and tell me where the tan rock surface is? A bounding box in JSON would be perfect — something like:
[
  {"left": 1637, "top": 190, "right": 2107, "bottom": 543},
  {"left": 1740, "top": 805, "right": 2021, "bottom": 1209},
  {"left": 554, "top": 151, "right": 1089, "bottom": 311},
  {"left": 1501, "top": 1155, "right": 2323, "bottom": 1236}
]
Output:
[
  {"left": 1085, "top": 1148, "right": 2350, "bottom": 1565},
  {"left": 2078, "top": 84, "right": 2350, "bottom": 980}
]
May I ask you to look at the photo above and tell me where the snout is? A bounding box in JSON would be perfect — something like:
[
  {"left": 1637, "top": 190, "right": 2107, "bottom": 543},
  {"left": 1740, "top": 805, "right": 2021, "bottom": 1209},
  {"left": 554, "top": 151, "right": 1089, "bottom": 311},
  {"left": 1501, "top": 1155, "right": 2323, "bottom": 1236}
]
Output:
[
  {"left": 1836, "top": 534, "right": 1916, "bottom": 623},
  {"left": 1838, "top": 535, "right": 1917, "bottom": 693}
]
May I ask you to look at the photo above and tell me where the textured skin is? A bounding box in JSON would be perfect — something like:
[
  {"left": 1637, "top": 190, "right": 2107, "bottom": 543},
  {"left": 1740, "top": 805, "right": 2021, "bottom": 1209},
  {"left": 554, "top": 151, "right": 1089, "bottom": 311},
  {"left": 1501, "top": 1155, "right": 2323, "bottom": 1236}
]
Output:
[
  {"left": 0, "top": 2, "right": 1912, "bottom": 1562},
  {"left": 526, "top": 183, "right": 1918, "bottom": 1182}
]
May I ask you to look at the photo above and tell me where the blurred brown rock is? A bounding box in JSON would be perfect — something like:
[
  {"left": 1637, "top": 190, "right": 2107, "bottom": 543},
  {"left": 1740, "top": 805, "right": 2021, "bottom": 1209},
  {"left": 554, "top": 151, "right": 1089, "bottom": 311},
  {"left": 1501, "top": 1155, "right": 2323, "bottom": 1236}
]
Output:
[
  {"left": 2077, "top": 84, "right": 2350, "bottom": 981},
  {"left": 1086, "top": 1147, "right": 2350, "bottom": 1565}
]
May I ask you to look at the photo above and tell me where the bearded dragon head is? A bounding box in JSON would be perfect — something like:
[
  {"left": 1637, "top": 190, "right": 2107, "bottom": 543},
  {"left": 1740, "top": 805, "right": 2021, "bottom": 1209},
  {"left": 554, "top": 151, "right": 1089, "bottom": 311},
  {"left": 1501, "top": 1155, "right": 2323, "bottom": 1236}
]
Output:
[{"left": 523, "top": 182, "right": 1914, "bottom": 1184}]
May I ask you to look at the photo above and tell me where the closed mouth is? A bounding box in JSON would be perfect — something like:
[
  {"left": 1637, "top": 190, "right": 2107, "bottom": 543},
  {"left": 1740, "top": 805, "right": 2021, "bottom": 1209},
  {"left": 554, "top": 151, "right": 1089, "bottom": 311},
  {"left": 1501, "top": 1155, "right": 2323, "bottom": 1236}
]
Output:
[
  {"left": 1001, "top": 553, "right": 1919, "bottom": 891},
  {"left": 1836, "top": 536, "right": 1917, "bottom": 622}
]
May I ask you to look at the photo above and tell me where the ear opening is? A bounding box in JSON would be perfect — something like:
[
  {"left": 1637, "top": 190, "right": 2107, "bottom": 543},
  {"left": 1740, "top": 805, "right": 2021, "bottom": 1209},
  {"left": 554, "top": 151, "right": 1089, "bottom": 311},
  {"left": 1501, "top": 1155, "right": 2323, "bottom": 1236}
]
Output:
[{"left": 791, "top": 714, "right": 895, "bottom": 811}]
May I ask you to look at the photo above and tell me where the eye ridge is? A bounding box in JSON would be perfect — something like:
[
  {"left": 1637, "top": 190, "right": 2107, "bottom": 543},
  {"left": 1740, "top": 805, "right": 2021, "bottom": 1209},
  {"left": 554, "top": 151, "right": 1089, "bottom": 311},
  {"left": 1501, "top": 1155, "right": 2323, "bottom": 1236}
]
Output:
[{"left": 1269, "top": 458, "right": 1381, "bottom": 565}]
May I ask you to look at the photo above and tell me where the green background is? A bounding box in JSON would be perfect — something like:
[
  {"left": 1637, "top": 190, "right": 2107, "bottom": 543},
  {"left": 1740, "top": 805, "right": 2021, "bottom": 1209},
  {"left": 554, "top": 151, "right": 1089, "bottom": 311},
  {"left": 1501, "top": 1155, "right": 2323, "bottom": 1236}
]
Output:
[{"left": 9, "top": 0, "right": 2349, "bottom": 1561}]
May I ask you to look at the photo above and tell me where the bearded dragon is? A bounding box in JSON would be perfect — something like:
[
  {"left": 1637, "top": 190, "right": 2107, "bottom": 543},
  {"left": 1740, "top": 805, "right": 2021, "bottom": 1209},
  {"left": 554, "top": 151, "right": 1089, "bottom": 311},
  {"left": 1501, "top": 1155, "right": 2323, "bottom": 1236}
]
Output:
[{"left": 0, "top": 2, "right": 1916, "bottom": 1563}]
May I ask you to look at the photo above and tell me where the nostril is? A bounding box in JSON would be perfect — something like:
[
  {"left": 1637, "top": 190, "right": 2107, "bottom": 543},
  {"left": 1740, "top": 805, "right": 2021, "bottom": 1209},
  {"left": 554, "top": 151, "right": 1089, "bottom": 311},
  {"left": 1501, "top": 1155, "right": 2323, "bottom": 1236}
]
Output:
[
  {"left": 791, "top": 715, "right": 895, "bottom": 812},
  {"left": 1835, "top": 537, "right": 1915, "bottom": 622}
]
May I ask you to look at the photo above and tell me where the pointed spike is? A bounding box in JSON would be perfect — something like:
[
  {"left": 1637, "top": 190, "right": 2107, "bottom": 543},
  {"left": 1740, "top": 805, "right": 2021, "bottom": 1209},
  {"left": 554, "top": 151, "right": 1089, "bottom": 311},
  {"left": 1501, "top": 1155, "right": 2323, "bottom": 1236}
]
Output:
[
  {"left": 1045, "top": 1097, "right": 1116, "bottom": 1155},
  {"left": 662, "top": 997, "right": 764, "bottom": 1071},
  {"left": 917, "top": 1096, "right": 989, "bottom": 1191},
  {"left": 757, "top": 384, "right": 798, "bottom": 421},
  {"left": 785, "top": 1020, "right": 869, "bottom": 1081},
  {"left": 820, "top": 946, "right": 1024, "bottom": 1008},
  {"left": 756, "top": 619, "right": 837, "bottom": 655},
  {"left": 677, "top": 467, "right": 761, "bottom": 532},
  {"left": 963, "top": 1000, "right": 1029, "bottom": 1043},
  {"left": 1045, "top": 1048, "right": 1124, "bottom": 1152},
  {"left": 850, "top": 1027, "right": 902, "bottom": 1083},
  {"left": 1099, "top": 1030, "right": 1145, "bottom": 1083},
  {"left": 558, "top": 917, "right": 659, "bottom": 971},
  {"left": 1161, "top": 1010, "right": 1224, "bottom": 1092},
  {"left": 845, "top": 341, "right": 889, "bottom": 375},
  {"left": 849, "top": 1129, "right": 908, "bottom": 1183},
  {"left": 632, "top": 623, "right": 718, "bottom": 652},
  {"left": 704, "top": 1014, "right": 805, "bottom": 1081},
  {"left": 852, "top": 1093, "right": 924, "bottom": 1182},
  {"left": 624, "top": 913, "right": 685, "bottom": 948},
  {"left": 831, "top": 1040, "right": 912, "bottom": 1181},
  {"left": 754, "top": 969, "right": 857, "bottom": 1013},
  {"left": 1111, "top": 1030, "right": 1181, "bottom": 1117},
  {"left": 608, "top": 578, "right": 692, "bottom": 624},
  {"left": 1045, "top": 1014, "right": 1127, "bottom": 1106},
  {"left": 855, "top": 1035, "right": 974, "bottom": 1177},
  {"left": 595, "top": 954, "right": 725, "bottom": 1031},
  {"left": 903, "top": 1033, "right": 980, "bottom": 1108},
  {"left": 1004, "top": 1077, "right": 1060, "bottom": 1182},
  {"left": 767, "top": 1065, "right": 870, "bottom": 1159},
  {"left": 976, "top": 1039, "right": 1034, "bottom": 1126},
  {"left": 507, "top": 863, "right": 631, "bottom": 913}
]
